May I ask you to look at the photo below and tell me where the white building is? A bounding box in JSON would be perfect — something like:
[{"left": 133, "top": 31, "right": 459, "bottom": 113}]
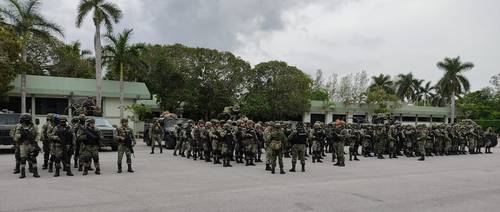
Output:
[
  {"left": 304, "top": 100, "right": 451, "bottom": 125},
  {"left": 2, "top": 75, "right": 151, "bottom": 129}
]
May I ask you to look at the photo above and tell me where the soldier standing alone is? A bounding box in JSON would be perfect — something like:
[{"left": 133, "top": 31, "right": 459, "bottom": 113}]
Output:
[{"left": 116, "top": 118, "right": 136, "bottom": 173}]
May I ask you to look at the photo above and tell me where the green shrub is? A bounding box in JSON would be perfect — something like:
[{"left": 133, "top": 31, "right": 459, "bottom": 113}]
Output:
[{"left": 474, "top": 120, "right": 500, "bottom": 133}]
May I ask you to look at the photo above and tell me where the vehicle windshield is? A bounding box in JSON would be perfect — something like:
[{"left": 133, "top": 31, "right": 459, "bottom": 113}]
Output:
[
  {"left": 0, "top": 114, "right": 20, "bottom": 125},
  {"left": 163, "top": 118, "right": 177, "bottom": 128},
  {"left": 94, "top": 118, "right": 112, "bottom": 127}
]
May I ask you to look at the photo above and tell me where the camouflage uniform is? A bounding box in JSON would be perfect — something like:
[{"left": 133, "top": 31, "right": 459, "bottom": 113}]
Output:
[
  {"left": 287, "top": 123, "right": 307, "bottom": 172},
  {"left": 201, "top": 122, "right": 212, "bottom": 162},
  {"left": 116, "top": 119, "right": 136, "bottom": 173},
  {"left": 40, "top": 114, "right": 54, "bottom": 170},
  {"left": 14, "top": 114, "right": 40, "bottom": 178},
  {"left": 416, "top": 125, "right": 428, "bottom": 161},
  {"left": 49, "top": 116, "right": 74, "bottom": 177},
  {"left": 375, "top": 126, "right": 387, "bottom": 159},
  {"left": 78, "top": 119, "right": 102, "bottom": 175},
  {"left": 173, "top": 124, "right": 185, "bottom": 157},
  {"left": 209, "top": 122, "right": 222, "bottom": 164},
  {"left": 221, "top": 124, "right": 234, "bottom": 167},
  {"left": 269, "top": 124, "right": 286, "bottom": 174},
  {"left": 149, "top": 119, "right": 163, "bottom": 154},
  {"left": 334, "top": 124, "right": 348, "bottom": 167},
  {"left": 309, "top": 123, "right": 325, "bottom": 163}
]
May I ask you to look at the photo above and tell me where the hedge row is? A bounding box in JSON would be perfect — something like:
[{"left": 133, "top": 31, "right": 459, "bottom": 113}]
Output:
[{"left": 474, "top": 120, "right": 500, "bottom": 133}]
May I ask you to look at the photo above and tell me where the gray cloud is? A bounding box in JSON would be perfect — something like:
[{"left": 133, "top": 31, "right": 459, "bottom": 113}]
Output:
[{"left": 38, "top": 0, "right": 500, "bottom": 90}]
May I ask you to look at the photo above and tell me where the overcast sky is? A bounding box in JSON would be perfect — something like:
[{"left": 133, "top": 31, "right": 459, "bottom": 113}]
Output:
[{"left": 39, "top": 0, "right": 500, "bottom": 90}]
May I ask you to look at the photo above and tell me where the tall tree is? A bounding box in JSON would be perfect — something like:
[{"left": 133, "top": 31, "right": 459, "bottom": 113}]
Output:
[
  {"left": 242, "top": 61, "right": 312, "bottom": 120},
  {"left": 49, "top": 41, "right": 95, "bottom": 78},
  {"left": 0, "top": 0, "right": 64, "bottom": 113},
  {"left": 369, "top": 73, "right": 394, "bottom": 94},
  {"left": 395, "top": 72, "right": 416, "bottom": 102},
  {"left": 103, "top": 29, "right": 144, "bottom": 119},
  {"left": 419, "top": 81, "right": 434, "bottom": 106},
  {"left": 0, "top": 25, "right": 24, "bottom": 96},
  {"left": 76, "top": 0, "right": 122, "bottom": 111},
  {"left": 436, "top": 56, "right": 474, "bottom": 123}
]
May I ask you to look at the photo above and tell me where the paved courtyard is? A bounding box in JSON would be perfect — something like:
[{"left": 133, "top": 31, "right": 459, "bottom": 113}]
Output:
[{"left": 0, "top": 142, "right": 499, "bottom": 212}]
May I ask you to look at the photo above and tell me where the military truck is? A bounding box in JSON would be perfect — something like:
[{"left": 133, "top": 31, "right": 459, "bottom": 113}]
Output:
[
  {"left": 89, "top": 116, "right": 118, "bottom": 151},
  {"left": 0, "top": 111, "right": 20, "bottom": 147},
  {"left": 161, "top": 117, "right": 187, "bottom": 149}
]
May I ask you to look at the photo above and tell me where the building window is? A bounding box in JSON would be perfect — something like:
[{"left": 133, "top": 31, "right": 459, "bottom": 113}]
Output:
[
  {"left": 353, "top": 115, "right": 366, "bottom": 124},
  {"left": 402, "top": 116, "right": 416, "bottom": 122},
  {"left": 35, "top": 98, "right": 68, "bottom": 115},
  {"left": 332, "top": 114, "right": 347, "bottom": 122},
  {"left": 311, "top": 114, "right": 325, "bottom": 124},
  {"left": 432, "top": 117, "right": 445, "bottom": 123},
  {"left": 417, "top": 117, "right": 430, "bottom": 122},
  {"left": 0, "top": 96, "right": 32, "bottom": 113}
]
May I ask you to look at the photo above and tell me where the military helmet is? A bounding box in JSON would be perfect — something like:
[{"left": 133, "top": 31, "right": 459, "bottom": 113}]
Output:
[
  {"left": 60, "top": 115, "right": 68, "bottom": 122},
  {"left": 86, "top": 118, "right": 95, "bottom": 124},
  {"left": 205, "top": 122, "right": 213, "bottom": 127},
  {"left": 121, "top": 118, "right": 128, "bottom": 123},
  {"left": 223, "top": 123, "right": 231, "bottom": 129},
  {"left": 313, "top": 123, "right": 321, "bottom": 129},
  {"left": 20, "top": 113, "right": 32, "bottom": 123},
  {"left": 46, "top": 113, "right": 54, "bottom": 121}
]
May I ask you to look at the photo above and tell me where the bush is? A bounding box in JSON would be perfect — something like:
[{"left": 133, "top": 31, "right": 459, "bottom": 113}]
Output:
[{"left": 474, "top": 120, "right": 500, "bottom": 133}]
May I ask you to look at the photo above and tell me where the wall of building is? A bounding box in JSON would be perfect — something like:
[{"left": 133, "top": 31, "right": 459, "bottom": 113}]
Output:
[{"left": 103, "top": 97, "right": 136, "bottom": 129}]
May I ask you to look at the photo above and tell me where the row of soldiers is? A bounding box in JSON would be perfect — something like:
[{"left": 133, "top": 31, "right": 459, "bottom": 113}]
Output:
[
  {"left": 167, "top": 118, "right": 497, "bottom": 173},
  {"left": 11, "top": 113, "right": 137, "bottom": 179},
  {"left": 167, "top": 119, "right": 296, "bottom": 174}
]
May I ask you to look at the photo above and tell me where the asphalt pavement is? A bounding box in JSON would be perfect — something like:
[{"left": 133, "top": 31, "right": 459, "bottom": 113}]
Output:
[{"left": 0, "top": 142, "right": 499, "bottom": 212}]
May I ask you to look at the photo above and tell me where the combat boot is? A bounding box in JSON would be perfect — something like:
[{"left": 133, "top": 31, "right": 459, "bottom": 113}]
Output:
[
  {"left": 378, "top": 155, "right": 385, "bottom": 159},
  {"left": 354, "top": 155, "right": 360, "bottom": 161},
  {"left": 226, "top": 160, "right": 232, "bottom": 167},
  {"left": 249, "top": 159, "right": 256, "bottom": 166},
  {"left": 54, "top": 167, "right": 60, "bottom": 177},
  {"left": 33, "top": 167, "right": 40, "bottom": 178},
  {"left": 338, "top": 162, "right": 345, "bottom": 167},
  {"left": 245, "top": 159, "right": 250, "bottom": 166},
  {"left": 271, "top": 167, "right": 275, "bottom": 174},
  {"left": 13, "top": 161, "right": 20, "bottom": 174},
  {"left": 223, "top": 160, "right": 228, "bottom": 167},
  {"left": 48, "top": 163, "right": 53, "bottom": 173},
  {"left": 216, "top": 157, "right": 222, "bottom": 164},
  {"left": 418, "top": 156, "right": 425, "bottom": 161},
  {"left": 117, "top": 164, "right": 122, "bottom": 173},
  {"left": 173, "top": 151, "right": 177, "bottom": 156},
  {"left": 280, "top": 168, "right": 286, "bottom": 174},
  {"left": 95, "top": 167, "right": 101, "bottom": 175},
  {"left": 83, "top": 166, "right": 88, "bottom": 175},
  {"left": 66, "top": 168, "right": 73, "bottom": 176},
  {"left": 265, "top": 164, "right": 272, "bottom": 171},
  {"left": 73, "top": 159, "right": 78, "bottom": 168},
  {"left": 289, "top": 163, "right": 296, "bottom": 172},
  {"left": 316, "top": 158, "right": 323, "bottom": 163},
  {"left": 127, "top": 164, "right": 134, "bottom": 173},
  {"left": 301, "top": 163, "right": 305, "bottom": 172},
  {"left": 78, "top": 164, "right": 83, "bottom": 172},
  {"left": 42, "top": 160, "right": 48, "bottom": 170},
  {"left": 333, "top": 161, "right": 340, "bottom": 166},
  {"left": 349, "top": 154, "right": 353, "bottom": 161},
  {"left": 19, "top": 167, "right": 26, "bottom": 179}
]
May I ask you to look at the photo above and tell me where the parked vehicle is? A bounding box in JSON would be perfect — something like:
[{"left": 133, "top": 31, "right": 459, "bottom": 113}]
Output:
[{"left": 0, "top": 112, "right": 20, "bottom": 147}]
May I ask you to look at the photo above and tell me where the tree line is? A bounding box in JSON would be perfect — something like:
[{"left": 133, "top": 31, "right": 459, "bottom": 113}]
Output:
[{"left": 1, "top": 0, "right": 498, "bottom": 123}]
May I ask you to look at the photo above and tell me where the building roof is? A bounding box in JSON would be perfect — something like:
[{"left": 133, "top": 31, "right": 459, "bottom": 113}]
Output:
[
  {"left": 309, "top": 100, "right": 449, "bottom": 117},
  {"left": 8, "top": 75, "right": 151, "bottom": 100}
]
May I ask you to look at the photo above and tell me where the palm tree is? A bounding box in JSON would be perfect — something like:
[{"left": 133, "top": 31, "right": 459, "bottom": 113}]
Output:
[
  {"left": 436, "top": 56, "right": 474, "bottom": 123},
  {"left": 395, "top": 73, "right": 416, "bottom": 102},
  {"left": 419, "top": 81, "right": 434, "bottom": 106},
  {"left": 369, "top": 74, "right": 394, "bottom": 94},
  {"left": 76, "top": 0, "right": 122, "bottom": 112},
  {"left": 0, "top": 0, "right": 64, "bottom": 113},
  {"left": 103, "top": 29, "right": 144, "bottom": 119}
]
